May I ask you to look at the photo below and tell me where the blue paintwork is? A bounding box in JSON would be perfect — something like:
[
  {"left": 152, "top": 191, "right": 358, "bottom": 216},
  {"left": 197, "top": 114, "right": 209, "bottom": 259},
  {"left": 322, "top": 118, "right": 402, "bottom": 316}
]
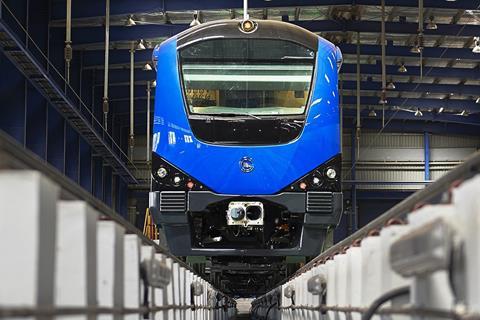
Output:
[{"left": 152, "top": 35, "right": 341, "bottom": 195}]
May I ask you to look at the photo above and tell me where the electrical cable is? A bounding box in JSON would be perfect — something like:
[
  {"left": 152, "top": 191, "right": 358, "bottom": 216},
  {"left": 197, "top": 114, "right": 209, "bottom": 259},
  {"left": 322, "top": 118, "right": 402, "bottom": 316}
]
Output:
[
  {"left": 264, "top": 302, "right": 278, "bottom": 320},
  {"left": 361, "top": 286, "right": 410, "bottom": 320}
]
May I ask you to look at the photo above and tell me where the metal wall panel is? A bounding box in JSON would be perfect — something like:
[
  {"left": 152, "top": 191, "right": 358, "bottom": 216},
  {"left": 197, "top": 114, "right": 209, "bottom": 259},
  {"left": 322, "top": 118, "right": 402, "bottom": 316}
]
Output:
[{"left": 430, "top": 135, "right": 480, "bottom": 148}]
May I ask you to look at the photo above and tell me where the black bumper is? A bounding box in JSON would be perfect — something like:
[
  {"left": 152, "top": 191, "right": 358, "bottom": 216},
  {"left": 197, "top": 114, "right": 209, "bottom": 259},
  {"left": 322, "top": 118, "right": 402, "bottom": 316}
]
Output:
[{"left": 149, "top": 191, "right": 343, "bottom": 256}]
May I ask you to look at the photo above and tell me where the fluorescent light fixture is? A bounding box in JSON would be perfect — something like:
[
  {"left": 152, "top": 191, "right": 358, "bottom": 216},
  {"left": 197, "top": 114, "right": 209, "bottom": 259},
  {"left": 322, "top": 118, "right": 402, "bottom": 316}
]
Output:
[
  {"left": 438, "top": 107, "right": 444, "bottom": 113},
  {"left": 369, "top": 109, "right": 377, "bottom": 117}
]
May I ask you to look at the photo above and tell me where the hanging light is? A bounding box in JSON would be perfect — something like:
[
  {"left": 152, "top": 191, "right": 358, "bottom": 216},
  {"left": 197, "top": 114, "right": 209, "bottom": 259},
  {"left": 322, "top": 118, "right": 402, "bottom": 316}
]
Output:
[
  {"left": 151, "top": 80, "right": 157, "bottom": 88},
  {"left": 369, "top": 109, "right": 377, "bottom": 117},
  {"left": 136, "top": 39, "right": 146, "bottom": 50},
  {"left": 410, "top": 44, "right": 422, "bottom": 54},
  {"left": 473, "top": 37, "right": 480, "bottom": 53},
  {"left": 125, "top": 15, "right": 136, "bottom": 27},
  {"left": 475, "top": 97, "right": 480, "bottom": 104},
  {"left": 457, "top": 110, "right": 468, "bottom": 117},
  {"left": 190, "top": 10, "right": 201, "bottom": 27},
  {"left": 387, "top": 79, "right": 396, "bottom": 90},
  {"left": 398, "top": 63, "right": 408, "bottom": 73},
  {"left": 414, "top": 109, "right": 423, "bottom": 117},
  {"left": 426, "top": 16, "right": 437, "bottom": 30},
  {"left": 438, "top": 107, "right": 444, "bottom": 113},
  {"left": 377, "top": 89, "right": 387, "bottom": 105},
  {"left": 143, "top": 63, "right": 153, "bottom": 71}
]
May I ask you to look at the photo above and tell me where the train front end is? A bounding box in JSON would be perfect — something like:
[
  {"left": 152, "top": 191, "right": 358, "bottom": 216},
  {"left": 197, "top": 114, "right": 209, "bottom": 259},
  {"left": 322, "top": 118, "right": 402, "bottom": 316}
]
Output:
[{"left": 150, "top": 19, "right": 343, "bottom": 257}]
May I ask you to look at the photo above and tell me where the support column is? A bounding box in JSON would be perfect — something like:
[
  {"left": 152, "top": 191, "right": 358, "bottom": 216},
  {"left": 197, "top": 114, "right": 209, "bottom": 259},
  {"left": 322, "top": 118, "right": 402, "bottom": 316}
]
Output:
[
  {"left": 351, "top": 128, "right": 358, "bottom": 233},
  {"left": 424, "top": 132, "right": 430, "bottom": 181}
]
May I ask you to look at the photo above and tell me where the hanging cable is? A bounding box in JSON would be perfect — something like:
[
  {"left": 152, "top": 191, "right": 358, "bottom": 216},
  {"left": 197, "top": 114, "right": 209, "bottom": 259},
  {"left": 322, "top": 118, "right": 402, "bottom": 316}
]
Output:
[
  {"left": 361, "top": 286, "right": 410, "bottom": 320},
  {"left": 129, "top": 42, "right": 135, "bottom": 161},
  {"left": 356, "top": 31, "right": 361, "bottom": 160},
  {"left": 64, "top": 0, "right": 72, "bottom": 86},
  {"left": 103, "top": 0, "right": 110, "bottom": 131},
  {"left": 380, "top": 0, "right": 386, "bottom": 128}
]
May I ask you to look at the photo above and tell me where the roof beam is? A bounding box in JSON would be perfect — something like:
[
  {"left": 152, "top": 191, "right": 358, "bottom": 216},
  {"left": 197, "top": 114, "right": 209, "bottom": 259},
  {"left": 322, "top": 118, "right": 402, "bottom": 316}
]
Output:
[
  {"left": 51, "top": 0, "right": 480, "bottom": 20},
  {"left": 80, "top": 43, "right": 480, "bottom": 67},
  {"left": 54, "top": 20, "right": 480, "bottom": 45},
  {"left": 100, "top": 78, "right": 480, "bottom": 96},
  {"left": 106, "top": 87, "right": 480, "bottom": 112},
  {"left": 88, "top": 63, "right": 479, "bottom": 83}
]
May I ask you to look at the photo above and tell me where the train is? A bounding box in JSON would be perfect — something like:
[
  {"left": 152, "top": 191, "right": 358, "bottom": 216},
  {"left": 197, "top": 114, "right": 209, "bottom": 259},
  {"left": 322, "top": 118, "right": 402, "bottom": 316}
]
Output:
[{"left": 149, "top": 18, "right": 343, "bottom": 258}]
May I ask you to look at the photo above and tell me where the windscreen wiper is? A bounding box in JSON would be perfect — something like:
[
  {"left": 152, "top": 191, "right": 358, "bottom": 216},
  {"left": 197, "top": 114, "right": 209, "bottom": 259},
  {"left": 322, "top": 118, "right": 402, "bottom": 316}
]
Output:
[{"left": 215, "top": 113, "right": 262, "bottom": 120}]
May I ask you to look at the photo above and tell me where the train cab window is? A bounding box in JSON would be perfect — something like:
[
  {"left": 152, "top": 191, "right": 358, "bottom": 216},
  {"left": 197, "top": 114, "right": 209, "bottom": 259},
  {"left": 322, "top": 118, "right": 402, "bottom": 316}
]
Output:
[{"left": 179, "top": 39, "right": 315, "bottom": 117}]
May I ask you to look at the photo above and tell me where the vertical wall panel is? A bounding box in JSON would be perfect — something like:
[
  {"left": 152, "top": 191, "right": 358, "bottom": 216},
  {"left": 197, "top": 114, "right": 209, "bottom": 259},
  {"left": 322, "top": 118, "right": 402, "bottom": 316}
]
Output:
[
  {"left": 46, "top": 106, "right": 65, "bottom": 173},
  {"left": 104, "top": 167, "right": 113, "bottom": 207},
  {"left": 79, "top": 138, "right": 92, "bottom": 193},
  {"left": 93, "top": 157, "right": 104, "bottom": 200},
  {"left": 65, "top": 126, "right": 80, "bottom": 183},
  {"left": 25, "top": 83, "right": 47, "bottom": 159},
  {"left": 0, "top": 56, "right": 26, "bottom": 144}
]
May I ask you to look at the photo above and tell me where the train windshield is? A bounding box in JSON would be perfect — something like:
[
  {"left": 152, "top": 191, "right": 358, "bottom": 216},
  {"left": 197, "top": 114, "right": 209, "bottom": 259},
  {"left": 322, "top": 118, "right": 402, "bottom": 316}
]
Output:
[{"left": 179, "top": 39, "right": 315, "bottom": 116}]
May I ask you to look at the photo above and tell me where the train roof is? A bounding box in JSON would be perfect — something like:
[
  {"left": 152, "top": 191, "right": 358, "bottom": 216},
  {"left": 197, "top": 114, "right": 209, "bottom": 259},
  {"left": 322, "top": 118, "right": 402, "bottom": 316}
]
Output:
[{"left": 175, "top": 19, "right": 321, "bottom": 51}]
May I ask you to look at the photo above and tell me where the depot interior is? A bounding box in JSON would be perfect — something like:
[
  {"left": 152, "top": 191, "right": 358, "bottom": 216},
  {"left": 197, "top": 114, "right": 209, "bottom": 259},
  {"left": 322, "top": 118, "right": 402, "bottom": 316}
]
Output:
[{"left": 0, "top": 0, "right": 479, "bottom": 304}]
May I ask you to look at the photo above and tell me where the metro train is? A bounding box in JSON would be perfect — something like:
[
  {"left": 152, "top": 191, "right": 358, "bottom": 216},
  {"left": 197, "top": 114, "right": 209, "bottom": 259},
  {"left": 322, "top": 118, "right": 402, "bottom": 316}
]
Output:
[{"left": 149, "top": 19, "right": 343, "bottom": 257}]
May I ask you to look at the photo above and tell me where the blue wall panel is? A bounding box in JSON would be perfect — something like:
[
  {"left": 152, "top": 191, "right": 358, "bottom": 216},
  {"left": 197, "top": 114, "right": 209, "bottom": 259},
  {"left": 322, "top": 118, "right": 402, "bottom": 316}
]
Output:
[
  {"left": 93, "top": 157, "right": 104, "bottom": 200},
  {"left": 65, "top": 125, "right": 79, "bottom": 183},
  {"left": 46, "top": 106, "right": 65, "bottom": 172},
  {"left": 104, "top": 166, "right": 113, "bottom": 206},
  {"left": 25, "top": 83, "right": 47, "bottom": 159},
  {"left": 79, "top": 137, "right": 92, "bottom": 193},
  {"left": 0, "top": 54, "right": 26, "bottom": 144}
]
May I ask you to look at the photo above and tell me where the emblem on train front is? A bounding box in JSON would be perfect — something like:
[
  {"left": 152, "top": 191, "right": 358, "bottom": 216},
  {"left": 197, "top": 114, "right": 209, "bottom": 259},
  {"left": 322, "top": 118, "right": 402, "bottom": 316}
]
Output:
[{"left": 239, "top": 157, "right": 254, "bottom": 173}]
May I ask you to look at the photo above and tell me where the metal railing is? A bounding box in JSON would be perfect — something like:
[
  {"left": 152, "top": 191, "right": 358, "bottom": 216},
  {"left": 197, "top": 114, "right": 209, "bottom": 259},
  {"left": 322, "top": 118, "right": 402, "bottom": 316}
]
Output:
[
  {"left": 0, "top": 131, "right": 236, "bottom": 320},
  {"left": 0, "top": 0, "right": 137, "bottom": 183}
]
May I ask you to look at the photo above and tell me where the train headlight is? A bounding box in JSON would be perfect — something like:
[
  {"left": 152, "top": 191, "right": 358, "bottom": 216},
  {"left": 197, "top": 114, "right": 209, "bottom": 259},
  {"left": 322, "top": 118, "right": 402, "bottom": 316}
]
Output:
[
  {"left": 157, "top": 167, "right": 168, "bottom": 179},
  {"left": 239, "top": 19, "right": 257, "bottom": 33},
  {"left": 312, "top": 176, "right": 321, "bottom": 186},
  {"left": 173, "top": 175, "right": 182, "bottom": 186},
  {"left": 326, "top": 168, "right": 337, "bottom": 180}
]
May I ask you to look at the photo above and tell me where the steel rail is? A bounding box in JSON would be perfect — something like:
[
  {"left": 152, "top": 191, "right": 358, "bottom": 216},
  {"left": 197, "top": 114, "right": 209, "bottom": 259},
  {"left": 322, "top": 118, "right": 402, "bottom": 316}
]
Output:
[
  {"left": 0, "top": 130, "right": 232, "bottom": 301},
  {"left": 272, "top": 305, "right": 477, "bottom": 320},
  {"left": 0, "top": 305, "right": 232, "bottom": 318},
  {"left": 293, "top": 148, "right": 480, "bottom": 278}
]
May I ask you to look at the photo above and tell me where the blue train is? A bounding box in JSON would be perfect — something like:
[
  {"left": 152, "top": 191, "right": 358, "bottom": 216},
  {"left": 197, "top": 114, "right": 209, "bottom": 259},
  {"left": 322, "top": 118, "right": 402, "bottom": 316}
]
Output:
[{"left": 149, "top": 19, "right": 343, "bottom": 257}]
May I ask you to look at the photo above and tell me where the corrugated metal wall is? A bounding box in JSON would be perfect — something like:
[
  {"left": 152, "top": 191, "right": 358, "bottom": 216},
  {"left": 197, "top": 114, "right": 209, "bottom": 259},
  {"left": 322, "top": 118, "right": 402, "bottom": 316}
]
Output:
[{"left": 343, "top": 130, "right": 480, "bottom": 190}]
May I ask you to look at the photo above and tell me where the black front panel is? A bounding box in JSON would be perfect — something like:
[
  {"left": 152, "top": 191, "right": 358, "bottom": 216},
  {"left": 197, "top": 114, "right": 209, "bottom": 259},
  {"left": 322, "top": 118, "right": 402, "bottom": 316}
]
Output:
[
  {"left": 188, "top": 117, "right": 304, "bottom": 145},
  {"left": 177, "top": 20, "right": 319, "bottom": 51}
]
